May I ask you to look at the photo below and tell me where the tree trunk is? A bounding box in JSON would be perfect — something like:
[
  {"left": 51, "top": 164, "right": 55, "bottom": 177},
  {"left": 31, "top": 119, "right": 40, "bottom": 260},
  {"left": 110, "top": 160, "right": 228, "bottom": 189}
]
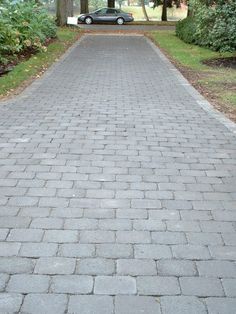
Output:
[
  {"left": 80, "top": 0, "right": 88, "bottom": 13},
  {"left": 141, "top": 0, "right": 149, "bottom": 21},
  {"left": 161, "top": 0, "right": 167, "bottom": 21},
  {"left": 108, "top": 0, "right": 115, "bottom": 7},
  {"left": 56, "top": 0, "right": 74, "bottom": 26}
]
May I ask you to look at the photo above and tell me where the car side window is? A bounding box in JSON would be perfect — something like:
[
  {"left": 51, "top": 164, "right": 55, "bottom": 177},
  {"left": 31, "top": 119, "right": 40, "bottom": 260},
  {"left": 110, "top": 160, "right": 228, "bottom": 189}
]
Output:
[
  {"left": 106, "top": 8, "right": 116, "bottom": 14},
  {"left": 97, "top": 8, "right": 107, "bottom": 15}
]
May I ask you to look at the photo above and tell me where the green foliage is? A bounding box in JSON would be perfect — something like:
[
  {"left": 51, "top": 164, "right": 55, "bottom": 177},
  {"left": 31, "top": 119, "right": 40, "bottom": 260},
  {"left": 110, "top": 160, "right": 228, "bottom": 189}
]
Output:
[
  {"left": 175, "top": 16, "right": 196, "bottom": 44},
  {"left": 0, "top": 0, "right": 57, "bottom": 65},
  {"left": 176, "top": 0, "right": 236, "bottom": 52}
]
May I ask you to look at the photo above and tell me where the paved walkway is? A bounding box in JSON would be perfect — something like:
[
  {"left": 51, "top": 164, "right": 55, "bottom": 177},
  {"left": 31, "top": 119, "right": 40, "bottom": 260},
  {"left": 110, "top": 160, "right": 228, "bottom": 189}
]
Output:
[{"left": 0, "top": 35, "right": 236, "bottom": 314}]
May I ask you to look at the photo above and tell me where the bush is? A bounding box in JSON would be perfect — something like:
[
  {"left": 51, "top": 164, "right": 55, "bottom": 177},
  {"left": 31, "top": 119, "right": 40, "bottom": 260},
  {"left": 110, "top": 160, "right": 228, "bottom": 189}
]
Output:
[
  {"left": 0, "top": 0, "right": 57, "bottom": 65},
  {"left": 176, "top": 16, "right": 196, "bottom": 44},
  {"left": 176, "top": 0, "right": 236, "bottom": 52}
]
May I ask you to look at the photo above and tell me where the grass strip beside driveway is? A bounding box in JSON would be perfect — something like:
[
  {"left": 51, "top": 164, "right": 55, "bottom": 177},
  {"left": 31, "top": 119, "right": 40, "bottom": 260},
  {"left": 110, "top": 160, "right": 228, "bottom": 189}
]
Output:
[
  {"left": 0, "top": 27, "right": 81, "bottom": 99},
  {"left": 149, "top": 30, "right": 236, "bottom": 122}
]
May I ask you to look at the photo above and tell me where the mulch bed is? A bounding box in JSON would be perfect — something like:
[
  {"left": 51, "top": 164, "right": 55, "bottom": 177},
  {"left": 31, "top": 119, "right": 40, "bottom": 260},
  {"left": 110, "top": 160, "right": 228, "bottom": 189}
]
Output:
[{"left": 202, "top": 57, "right": 236, "bottom": 69}]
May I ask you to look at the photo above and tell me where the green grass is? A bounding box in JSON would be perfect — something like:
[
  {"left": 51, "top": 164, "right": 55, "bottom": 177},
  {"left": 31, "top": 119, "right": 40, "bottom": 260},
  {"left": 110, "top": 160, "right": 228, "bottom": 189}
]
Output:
[
  {"left": 0, "top": 27, "right": 81, "bottom": 98},
  {"left": 150, "top": 31, "right": 236, "bottom": 111}
]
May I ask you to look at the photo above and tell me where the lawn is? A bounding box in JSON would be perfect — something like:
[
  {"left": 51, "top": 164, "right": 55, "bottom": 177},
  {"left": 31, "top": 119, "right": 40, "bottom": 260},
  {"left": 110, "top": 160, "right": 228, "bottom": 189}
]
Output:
[
  {"left": 0, "top": 27, "right": 81, "bottom": 99},
  {"left": 122, "top": 5, "right": 187, "bottom": 21},
  {"left": 149, "top": 30, "right": 236, "bottom": 121}
]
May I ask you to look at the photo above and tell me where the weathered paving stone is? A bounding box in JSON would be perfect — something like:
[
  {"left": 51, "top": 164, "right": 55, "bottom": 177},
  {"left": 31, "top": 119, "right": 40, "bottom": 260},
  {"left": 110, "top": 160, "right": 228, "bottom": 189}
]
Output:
[
  {"left": 137, "top": 276, "right": 180, "bottom": 295},
  {"left": 117, "top": 259, "right": 157, "bottom": 276},
  {"left": 22, "top": 294, "right": 68, "bottom": 314},
  {"left": 34, "top": 257, "right": 75, "bottom": 274},
  {"left": 115, "top": 296, "right": 161, "bottom": 314},
  {"left": 205, "top": 297, "right": 236, "bottom": 314},
  {"left": 6, "top": 274, "right": 50, "bottom": 293},
  {"left": 19, "top": 243, "right": 58, "bottom": 257},
  {"left": 77, "top": 258, "right": 115, "bottom": 275},
  {"left": 59, "top": 244, "right": 95, "bottom": 258},
  {"left": 0, "top": 293, "right": 23, "bottom": 313},
  {"left": 96, "top": 244, "right": 133, "bottom": 258},
  {"left": 0, "top": 257, "right": 34, "bottom": 274},
  {"left": 51, "top": 275, "right": 93, "bottom": 293},
  {"left": 0, "top": 274, "right": 9, "bottom": 291},
  {"left": 180, "top": 277, "right": 224, "bottom": 297},
  {"left": 94, "top": 276, "right": 136, "bottom": 295},
  {"left": 68, "top": 295, "right": 113, "bottom": 314},
  {"left": 161, "top": 296, "right": 207, "bottom": 314},
  {"left": 157, "top": 260, "right": 197, "bottom": 276}
]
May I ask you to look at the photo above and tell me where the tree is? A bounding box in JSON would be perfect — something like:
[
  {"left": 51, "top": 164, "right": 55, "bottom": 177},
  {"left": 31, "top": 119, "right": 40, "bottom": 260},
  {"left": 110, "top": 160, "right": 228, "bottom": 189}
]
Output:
[
  {"left": 141, "top": 0, "right": 149, "bottom": 21},
  {"left": 80, "top": 0, "right": 88, "bottom": 13},
  {"left": 153, "top": 0, "right": 180, "bottom": 21},
  {"left": 108, "top": 0, "right": 115, "bottom": 7},
  {"left": 56, "top": 0, "right": 73, "bottom": 26}
]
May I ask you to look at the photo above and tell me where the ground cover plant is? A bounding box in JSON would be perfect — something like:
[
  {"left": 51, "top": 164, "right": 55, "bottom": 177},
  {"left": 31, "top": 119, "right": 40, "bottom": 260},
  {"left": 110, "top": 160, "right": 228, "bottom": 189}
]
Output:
[
  {"left": 0, "top": 0, "right": 57, "bottom": 68},
  {"left": 150, "top": 30, "right": 236, "bottom": 121}
]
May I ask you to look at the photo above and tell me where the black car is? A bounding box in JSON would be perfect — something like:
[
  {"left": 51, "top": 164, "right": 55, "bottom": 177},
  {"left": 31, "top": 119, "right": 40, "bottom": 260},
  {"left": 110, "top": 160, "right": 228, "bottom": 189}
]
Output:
[{"left": 78, "top": 7, "right": 134, "bottom": 25}]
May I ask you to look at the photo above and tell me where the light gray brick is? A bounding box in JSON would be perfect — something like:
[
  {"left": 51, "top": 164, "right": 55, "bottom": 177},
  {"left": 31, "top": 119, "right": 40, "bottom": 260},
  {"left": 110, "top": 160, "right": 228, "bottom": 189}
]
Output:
[
  {"left": 116, "top": 209, "right": 147, "bottom": 219},
  {"left": 94, "top": 276, "right": 136, "bottom": 295},
  {"left": 35, "top": 257, "right": 75, "bottom": 274},
  {"left": 7, "top": 228, "right": 43, "bottom": 242},
  {"left": 0, "top": 242, "right": 21, "bottom": 256},
  {"left": 51, "top": 207, "right": 83, "bottom": 218},
  {"left": 43, "top": 230, "right": 78, "bottom": 243},
  {"left": 96, "top": 244, "right": 133, "bottom": 258},
  {"left": 51, "top": 275, "right": 93, "bottom": 293},
  {"left": 186, "top": 232, "right": 223, "bottom": 245},
  {"left": 19, "top": 207, "right": 50, "bottom": 217},
  {"left": 134, "top": 244, "right": 172, "bottom": 259},
  {"left": 117, "top": 231, "right": 151, "bottom": 244},
  {"left": 180, "top": 277, "right": 224, "bottom": 296},
  {"left": 131, "top": 199, "right": 162, "bottom": 209},
  {"left": 222, "top": 279, "right": 236, "bottom": 297},
  {"left": 59, "top": 244, "right": 95, "bottom": 258},
  {"left": 0, "top": 217, "right": 31, "bottom": 228},
  {"left": 115, "top": 296, "right": 161, "bottom": 314},
  {"left": 20, "top": 243, "right": 58, "bottom": 257},
  {"left": 86, "top": 189, "right": 115, "bottom": 198},
  {"left": 197, "top": 261, "right": 236, "bottom": 278},
  {"left": 0, "top": 293, "right": 23, "bottom": 313},
  {"left": 77, "top": 258, "right": 115, "bottom": 275},
  {"left": 84, "top": 209, "right": 115, "bottom": 219},
  {"left": 80, "top": 230, "right": 115, "bottom": 243},
  {"left": 172, "top": 245, "right": 211, "bottom": 260},
  {"left": 200, "top": 221, "right": 235, "bottom": 233},
  {"left": 137, "top": 276, "right": 180, "bottom": 295},
  {"left": 149, "top": 210, "right": 180, "bottom": 220},
  {"left": 0, "top": 257, "right": 34, "bottom": 273},
  {"left": 117, "top": 259, "right": 157, "bottom": 276},
  {"left": 64, "top": 218, "right": 98, "bottom": 230},
  {"left": 157, "top": 260, "right": 197, "bottom": 276},
  {"left": 0, "top": 229, "right": 9, "bottom": 241},
  {"left": 222, "top": 233, "right": 236, "bottom": 245},
  {"left": 205, "top": 297, "right": 236, "bottom": 314},
  {"left": 31, "top": 218, "right": 63, "bottom": 229},
  {"left": 22, "top": 294, "right": 67, "bottom": 314},
  {"left": 161, "top": 296, "right": 207, "bottom": 314},
  {"left": 133, "top": 219, "right": 166, "bottom": 231},
  {"left": 209, "top": 246, "right": 236, "bottom": 260},
  {"left": 152, "top": 232, "right": 186, "bottom": 244},
  {"left": 7, "top": 274, "right": 49, "bottom": 293},
  {"left": 167, "top": 221, "right": 201, "bottom": 232},
  {"left": 99, "top": 219, "right": 132, "bottom": 230},
  {"left": 68, "top": 295, "right": 113, "bottom": 314}
]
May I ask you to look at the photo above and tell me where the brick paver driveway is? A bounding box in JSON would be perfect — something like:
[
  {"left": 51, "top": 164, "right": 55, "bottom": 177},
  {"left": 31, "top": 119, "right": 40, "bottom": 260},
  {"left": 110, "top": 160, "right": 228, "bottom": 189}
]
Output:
[{"left": 0, "top": 35, "right": 236, "bottom": 314}]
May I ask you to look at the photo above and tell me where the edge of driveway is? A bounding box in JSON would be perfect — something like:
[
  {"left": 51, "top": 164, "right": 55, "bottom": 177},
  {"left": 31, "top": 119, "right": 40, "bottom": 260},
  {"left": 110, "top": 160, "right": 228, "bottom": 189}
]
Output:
[{"left": 146, "top": 37, "right": 236, "bottom": 135}]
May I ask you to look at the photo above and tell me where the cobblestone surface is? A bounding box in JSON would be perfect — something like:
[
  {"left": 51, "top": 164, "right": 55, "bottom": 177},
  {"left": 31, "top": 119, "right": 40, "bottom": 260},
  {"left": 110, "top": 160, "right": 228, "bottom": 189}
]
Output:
[{"left": 0, "top": 34, "right": 236, "bottom": 313}]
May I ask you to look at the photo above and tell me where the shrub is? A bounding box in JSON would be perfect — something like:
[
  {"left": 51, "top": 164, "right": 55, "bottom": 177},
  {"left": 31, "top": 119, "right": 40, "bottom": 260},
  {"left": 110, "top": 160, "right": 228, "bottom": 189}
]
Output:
[
  {"left": 176, "top": 16, "right": 196, "bottom": 44},
  {"left": 0, "top": 0, "right": 57, "bottom": 65},
  {"left": 176, "top": 0, "right": 236, "bottom": 52}
]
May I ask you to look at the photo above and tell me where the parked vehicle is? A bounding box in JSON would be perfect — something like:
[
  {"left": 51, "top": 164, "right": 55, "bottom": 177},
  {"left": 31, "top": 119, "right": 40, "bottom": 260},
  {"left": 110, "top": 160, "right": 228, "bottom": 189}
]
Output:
[{"left": 78, "top": 8, "right": 134, "bottom": 25}]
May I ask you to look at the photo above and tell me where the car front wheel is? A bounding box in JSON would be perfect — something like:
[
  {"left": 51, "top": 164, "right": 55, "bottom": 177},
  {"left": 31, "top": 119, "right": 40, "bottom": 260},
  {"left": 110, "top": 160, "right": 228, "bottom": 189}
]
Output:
[
  {"left": 85, "top": 17, "right": 93, "bottom": 24},
  {"left": 116, "top": 17, "right": 124, "bottom": 25}
]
